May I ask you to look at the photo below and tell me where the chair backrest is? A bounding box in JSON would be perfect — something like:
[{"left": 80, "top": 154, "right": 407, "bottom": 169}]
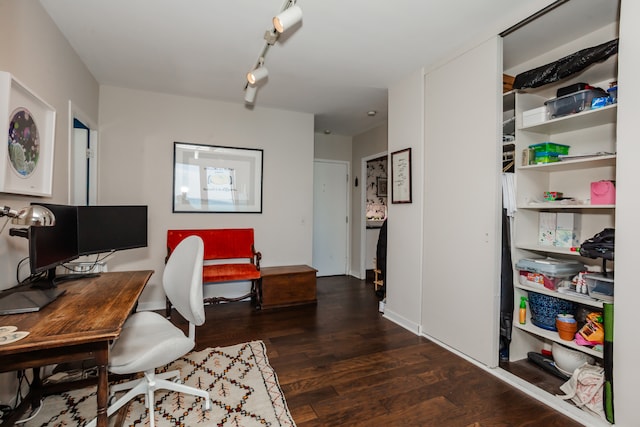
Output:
[
  {"left": 163, "top": 235, "right": 205, "bottom": 329},
  {"left": 167, "top": 228, "right": 255, "bottom": 260}
]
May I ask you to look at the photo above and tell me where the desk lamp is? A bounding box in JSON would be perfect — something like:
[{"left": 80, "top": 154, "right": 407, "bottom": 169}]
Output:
[{"left": 0, "top": 205, "right": 56, "bottom": 236}]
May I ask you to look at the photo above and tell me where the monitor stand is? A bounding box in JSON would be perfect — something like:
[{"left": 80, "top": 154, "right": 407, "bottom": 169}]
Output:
[{"left": 29, "top": 268, "right": 58, "bottom": 290}]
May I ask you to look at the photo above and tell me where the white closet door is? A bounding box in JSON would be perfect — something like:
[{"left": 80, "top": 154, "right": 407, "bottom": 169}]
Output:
[{"left": 422, "top": 36, "right": 502, "bottom": 367}]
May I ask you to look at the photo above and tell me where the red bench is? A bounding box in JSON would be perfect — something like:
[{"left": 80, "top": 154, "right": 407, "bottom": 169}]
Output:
[{"left": 166, "top": 228, "right": 262, "bottom": 316}]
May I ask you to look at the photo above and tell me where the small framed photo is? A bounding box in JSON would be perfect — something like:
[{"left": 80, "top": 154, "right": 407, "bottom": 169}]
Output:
[
  {"left": 391, "top": 148, "right": 412, "bottom": 204},
  {"left": 376, "top": 177, "right": 387, "bottom": 197}
]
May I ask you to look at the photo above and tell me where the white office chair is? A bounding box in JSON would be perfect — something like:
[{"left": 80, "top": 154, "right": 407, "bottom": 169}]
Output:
[{"left": 87, "top": 235, "right": 210, "bottom": 427}]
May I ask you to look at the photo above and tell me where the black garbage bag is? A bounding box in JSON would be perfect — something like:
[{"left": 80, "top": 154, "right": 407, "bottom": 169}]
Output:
[{"left": 513, "top": 39, "right": 618, "bottom": 90}]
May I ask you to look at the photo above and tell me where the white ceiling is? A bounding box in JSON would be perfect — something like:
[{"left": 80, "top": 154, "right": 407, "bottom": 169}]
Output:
[{"left": 39, "top": 0, "right": 617, "bottom": 137}]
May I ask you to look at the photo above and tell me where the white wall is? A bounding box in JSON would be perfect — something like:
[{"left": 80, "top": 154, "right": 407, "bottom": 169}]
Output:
[
  {"left": 0, "top": 0, "right": 99, "bottom": 406},
  {"left": 385, "top": 70, "right": 424, "bottom": 332},
  {"left": 98, "top": 86, "right": 314, "bottom": 308},
  {"left": 0, "top": 0, "right": 99, "bottom": 289},
  {"left": 314, "top": 132, "right": 352, "bottom": 161}
]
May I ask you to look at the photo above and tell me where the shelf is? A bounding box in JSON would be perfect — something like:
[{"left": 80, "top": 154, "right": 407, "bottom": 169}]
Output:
[
  {"left": 518, "top": 154, "right": 616, "bottom": 172},
  {"left": 514, "top": 322, "right": 603, "bottom": 359},
  {"left": 519, "top": 104, "right": 617, "bottom": 134},
  {"left": 515, "top": 243, "right": 583, "bottom": 257},
  {"left": 515, "top": 282, "right": 604, "bottom": 309},
  {"left": 518, "top": 203, "right": 615, "bottom": 210}
]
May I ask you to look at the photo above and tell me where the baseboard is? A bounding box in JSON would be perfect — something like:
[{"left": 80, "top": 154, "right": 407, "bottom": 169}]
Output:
[{"left": 382, "top": 308, "right": 420, "bottom": 335}]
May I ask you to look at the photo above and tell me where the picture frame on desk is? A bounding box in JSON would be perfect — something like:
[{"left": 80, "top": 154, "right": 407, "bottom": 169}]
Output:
[
  {"left": 391, "top": 148, "right": 412, "bottom": 204},
  {"left": 0, "top": 72, "right": 56, "bottom": 197},
  {"left": 173, "top": 142, "right": 263, "bottom": 213}
]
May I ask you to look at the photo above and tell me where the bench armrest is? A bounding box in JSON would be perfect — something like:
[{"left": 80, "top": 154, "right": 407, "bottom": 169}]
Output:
[{"left": 253, "top": 245, "right": 262, "bottom": 270}]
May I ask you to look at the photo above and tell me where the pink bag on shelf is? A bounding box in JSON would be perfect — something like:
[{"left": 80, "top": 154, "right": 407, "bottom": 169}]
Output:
[{"left": 591, "top": 180, "right": 615, "bottom": 205}]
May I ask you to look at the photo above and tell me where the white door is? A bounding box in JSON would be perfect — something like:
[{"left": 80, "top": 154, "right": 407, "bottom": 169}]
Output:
[
  {"left": 313, "top": 160, "right": 349, "bottom": 276},
  {"left": 421, "top": 36, "right": 502, "bottom": 367}
]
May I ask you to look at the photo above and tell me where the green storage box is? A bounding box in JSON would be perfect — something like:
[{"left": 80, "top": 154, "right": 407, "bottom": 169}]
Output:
[
  {"left": 529, "top": 142, "right": 570, "bottom": 155},
  {"left": 534, "top": 151, "right": 560, "bottom": 164}
]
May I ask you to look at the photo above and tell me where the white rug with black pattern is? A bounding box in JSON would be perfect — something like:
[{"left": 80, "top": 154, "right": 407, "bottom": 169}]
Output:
[{"left": 24, "top": 341, "right": 296, "bottom": 426}]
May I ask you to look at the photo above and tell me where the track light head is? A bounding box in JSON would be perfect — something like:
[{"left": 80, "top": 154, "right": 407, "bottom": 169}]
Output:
[
  {"left": 273, "top": 5, "right": 302, "bottom": 34},
  {"left": 244, "top": 84, "right": 258, "bottom": 104},
  {"left": 247, "top": 66, "right": 268, "bottom": 85}
]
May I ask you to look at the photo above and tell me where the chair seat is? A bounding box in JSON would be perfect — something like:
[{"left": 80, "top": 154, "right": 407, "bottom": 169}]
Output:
[
  {"left": 203, "top": 263, "right": 260, "bottom": 283},
  {"left": 110, "top": 311, "right": 194, "bottom": 375}
]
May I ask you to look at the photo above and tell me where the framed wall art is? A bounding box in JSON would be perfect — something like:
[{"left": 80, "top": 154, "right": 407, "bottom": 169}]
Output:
[
  {"left": 0, "top": 72, "right": 56, "bottom": 197},
  {"left": 376, "top": 177, "right": 387, "bottom": 197},
  {"left": 173, "top": 142, "right": 263, "bottom": 213},
  {"left": 391, "top": 148, "right": 412, "bottom": 204}
]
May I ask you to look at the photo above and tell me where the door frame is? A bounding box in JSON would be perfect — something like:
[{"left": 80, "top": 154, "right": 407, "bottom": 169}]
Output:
[{"left": 359, "top": 151, "right": 388, "bottom": 279}]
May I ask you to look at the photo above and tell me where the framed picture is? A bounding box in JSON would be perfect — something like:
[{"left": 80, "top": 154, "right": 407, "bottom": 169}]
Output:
[
  {"left": 391, "top": 148, "right": 412, "bottom": 204},
  {"left": 173, "top": 142, "right": 263, "bottom": 213},
  {"left": 0, "top": 72, "right": 56, "bottom": 196},
  {"left": 376, "top": 177, "right": 387, "bottom": 197}
]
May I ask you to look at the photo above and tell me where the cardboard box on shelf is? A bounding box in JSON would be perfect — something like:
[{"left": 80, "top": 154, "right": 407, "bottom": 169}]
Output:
[
  {"left": 555, "top": 212, "right": 581, "bottom": 247},
  {"left": 522, "top": 106, "right": 547, "bottom": 127},
  {"left": 538, "top": 212, "right": 556, "bottom": 246}
]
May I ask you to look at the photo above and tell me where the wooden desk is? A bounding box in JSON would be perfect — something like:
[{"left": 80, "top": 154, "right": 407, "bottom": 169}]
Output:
[{"left": 0, "top": 270, "right": 153, "bottom": 427}]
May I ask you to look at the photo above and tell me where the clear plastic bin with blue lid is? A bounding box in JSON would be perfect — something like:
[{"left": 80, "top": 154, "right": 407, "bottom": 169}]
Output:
[{"left": 516, "top": 258, "right": 585, "bottom": 290}]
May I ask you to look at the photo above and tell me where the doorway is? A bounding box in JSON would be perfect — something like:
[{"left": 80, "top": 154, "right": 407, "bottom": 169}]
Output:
[
  {"left": 68, "top": 102, "right": 98, "bottom": 205},
  {"left": 359, "top": 151, "right": 387, "bottom": 279},
  {"left": 312, "top": 160, "right": 349, "bottom": 276}
]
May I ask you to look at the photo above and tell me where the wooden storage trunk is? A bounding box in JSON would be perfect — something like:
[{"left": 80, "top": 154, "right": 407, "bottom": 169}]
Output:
[{"left": 259, "top": 265, "right": 317, "bottom": 309}]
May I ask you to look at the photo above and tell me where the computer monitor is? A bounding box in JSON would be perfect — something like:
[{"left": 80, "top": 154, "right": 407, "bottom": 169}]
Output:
[
  {"left": 28, "top": 203, "right": 79, "bottom": 286},
  {"left": 77, "top": 205, "right": 148, "bottom": 255}
]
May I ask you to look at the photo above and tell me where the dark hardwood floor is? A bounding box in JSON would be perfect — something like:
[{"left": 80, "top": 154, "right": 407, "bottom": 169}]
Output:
[{"left": 179, "top": 275, "right": 583, "bottom": 427}]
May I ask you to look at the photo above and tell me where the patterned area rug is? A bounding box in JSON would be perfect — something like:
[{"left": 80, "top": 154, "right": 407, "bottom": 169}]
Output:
[{"left": 24, "top": 341, "right": 296, "bottom": 426}]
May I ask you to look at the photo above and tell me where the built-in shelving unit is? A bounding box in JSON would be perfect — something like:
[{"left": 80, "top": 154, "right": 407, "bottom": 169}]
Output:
[{"left": 503, "top": 19, "right": 618, "bottom": 424}]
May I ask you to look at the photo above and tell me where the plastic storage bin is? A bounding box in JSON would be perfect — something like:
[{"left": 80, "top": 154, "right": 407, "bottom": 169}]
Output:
[
  {"left": 585, "top": 273, "right": 614, "bottom": 302},
  {"left": 529, "top": 142, "right": 570, "bottom": 155},
  {"left": 516, "top": 258, "right": 585, "bottom": 290},
  {"left": 545, "top": 88, "right": 608, "bottom": 119},
  {"left": 533, "top": 151, "right": 561, "bottom": 164}
]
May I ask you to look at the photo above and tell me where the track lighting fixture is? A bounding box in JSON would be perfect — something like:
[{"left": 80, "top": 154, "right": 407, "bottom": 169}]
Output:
[
  {"left": 244, "top": 84, "right": 258, "bottom": 104},
  {"left": 247, "top": 65, "right": 269, "bottom": 85},
  {"left": 273, "top": 4, "right": 302, "bottom": 34},
  {"left": 243, "top": 0, "right": 302, "bottom": 104}
]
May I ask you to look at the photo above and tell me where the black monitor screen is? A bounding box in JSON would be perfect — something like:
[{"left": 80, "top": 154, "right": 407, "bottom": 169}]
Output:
[
  {"left": 77, "top": 205, "right": 148, "bottom": 255},
  {"left": 29, "top": 204, "right": 79, "bottom": 276}
]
